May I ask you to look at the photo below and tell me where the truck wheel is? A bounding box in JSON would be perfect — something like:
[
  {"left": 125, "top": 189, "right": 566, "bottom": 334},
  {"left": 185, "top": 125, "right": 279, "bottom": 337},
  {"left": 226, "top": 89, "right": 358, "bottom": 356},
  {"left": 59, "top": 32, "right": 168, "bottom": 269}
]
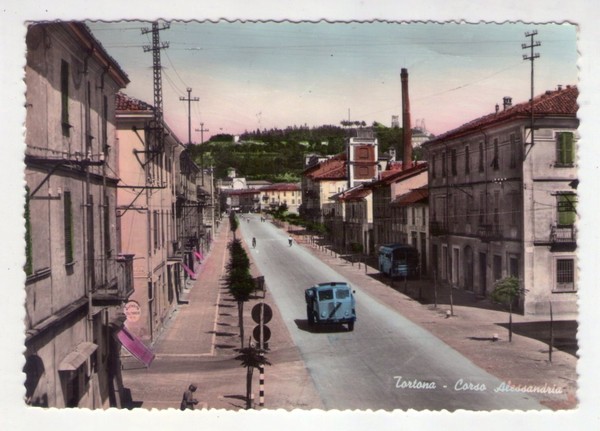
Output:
[
  {"left": 307, "top": 307, "right": 314, "bottom": 325},
  {"left": 348, "top": 321, "right": 354, "bottom": 331}
]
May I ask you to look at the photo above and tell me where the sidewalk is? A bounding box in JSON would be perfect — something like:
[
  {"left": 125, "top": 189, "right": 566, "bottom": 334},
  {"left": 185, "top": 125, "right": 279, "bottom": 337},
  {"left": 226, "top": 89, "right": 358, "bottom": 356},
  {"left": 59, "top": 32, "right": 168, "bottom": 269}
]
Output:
[
  {"left": 121, "top": 218, "right": 323, "bottom": 411},
  {"left": 289, "top": 229, "right": 578, "bottom": 410}
]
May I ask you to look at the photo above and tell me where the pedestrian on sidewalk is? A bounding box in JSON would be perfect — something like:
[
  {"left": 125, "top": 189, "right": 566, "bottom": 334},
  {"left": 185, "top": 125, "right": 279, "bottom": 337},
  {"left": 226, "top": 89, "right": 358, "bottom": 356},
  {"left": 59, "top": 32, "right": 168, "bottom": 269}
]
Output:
[
  {"left": 180, "top": 384, "right": 199, "bottom": 410},
  {"left": 252, "top": 237, "right": 257, "bottom": 248},
  {"left": 288, "top": 235, "right": 293, "bottom": 247}
]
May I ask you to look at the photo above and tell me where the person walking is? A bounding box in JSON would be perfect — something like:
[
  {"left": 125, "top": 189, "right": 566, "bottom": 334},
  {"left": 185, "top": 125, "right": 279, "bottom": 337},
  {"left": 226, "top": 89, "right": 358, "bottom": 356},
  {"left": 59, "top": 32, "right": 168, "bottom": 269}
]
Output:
[
  {"left": 288, "top": 235, "right": 293, "bottom": 247},
  {"left": 180, "top": 384, "right": 199, "bottom": 410},
  {"left": 252, "top": 237, "right": 257, "bottom": 248}
]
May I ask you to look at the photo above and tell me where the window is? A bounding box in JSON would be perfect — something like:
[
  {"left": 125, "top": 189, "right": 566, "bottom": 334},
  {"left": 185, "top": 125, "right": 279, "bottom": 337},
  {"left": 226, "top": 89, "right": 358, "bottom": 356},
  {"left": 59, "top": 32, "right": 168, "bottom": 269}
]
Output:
[
  {"left": 64, "top": 191, "right": 74, "bottom": 265},
  {"left": 557, "top": 193, "right": 577, "bottom": 225},
  {"left": 478, "top": 192, "right": 485, "bottom": 224},
  {"left": 509, "top": 134, "right": 517, "bottom": 168},
  {"left": 24, "top": 186, "right": 33, "bottom": 276},
  {"left": 491, "top": 138, "right": 499, "bottom": 170},
  {"left": 511, "top": 193, "right": 520, "bottom": 226},
  {"left": 103, "top": 195, "right": 111, "bottom": 257},
  {"left": 442, "top": 152, "right": 447, "bottom": 177},
  {"left": 153, "top": 211, "right": 159, "bottom": 250},
  {"left": 431, "top": 154, "right": 436, "bottom": 179},
  {"left": 556, "top": 132, "right": 575, "bottom": 166},
  {"left": 102, "top": 95, "right": 108, "bottom": 154},
  {"left": 465, "top": 145, "right": 470, "bottom": 174},
  {"left": 61, "top": 60, "right": 70, "bottom": 136},
  {"left": 493, "top": 255, "right": 502, "bottom": 281},
  {"left": 478, "top": 142, "right": 484, "bottom": 172},
  {"left": 451, "top": 149, "right": 457, "bottom": 175},
  {"left": 556, "top": 258, "right": 575, "bottom": 291}
]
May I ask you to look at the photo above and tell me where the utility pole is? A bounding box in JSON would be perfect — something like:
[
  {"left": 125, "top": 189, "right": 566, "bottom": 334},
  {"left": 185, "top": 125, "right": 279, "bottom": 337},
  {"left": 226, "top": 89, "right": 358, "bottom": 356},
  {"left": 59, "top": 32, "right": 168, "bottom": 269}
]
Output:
[
  {"left": 522, "top": 30, "right": 541, "bottom": 152},
  {"left": 195, "top": 123, "right": 210, "bottom": 186},
  {"left": 195, "top": 122, "right": 209, "bottom": 145},
  {"left": 142, "top": 21, "right": 170, "bottom": 152},
  {"left": 180, "top": 87, "right": 199, "bottom": 146}
]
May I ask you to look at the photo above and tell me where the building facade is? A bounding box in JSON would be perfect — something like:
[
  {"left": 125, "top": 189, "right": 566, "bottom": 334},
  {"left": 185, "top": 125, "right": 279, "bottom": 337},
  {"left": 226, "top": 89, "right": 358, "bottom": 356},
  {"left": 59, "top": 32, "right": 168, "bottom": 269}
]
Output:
[
  {"left": 24, "top": 22, "right": 132, "bottom": 408},
  {"left": 423, "top": 86, "right": 578, "bottom": 316},
  {"left": 116, "top": 93, "right": 201, "bottom": 342},
  {"left": 258, "top": 183, "right": 302, "bottom": 214},
  {"left": 371, "top": 163, "right": 429, "bottom": 272}
]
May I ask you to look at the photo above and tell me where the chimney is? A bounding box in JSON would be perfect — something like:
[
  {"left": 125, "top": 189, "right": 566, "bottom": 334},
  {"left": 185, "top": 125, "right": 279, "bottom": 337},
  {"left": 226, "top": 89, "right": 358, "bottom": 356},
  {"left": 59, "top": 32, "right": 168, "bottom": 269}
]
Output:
[
  {"left": 401, "top": 68, "right": 412, "bottom": 170},
  {"left": 503, "top": 96, "right": 512, "bottom": 111},
  {"left": 495, "top": 103, "right": 499, "bottom": 114}
]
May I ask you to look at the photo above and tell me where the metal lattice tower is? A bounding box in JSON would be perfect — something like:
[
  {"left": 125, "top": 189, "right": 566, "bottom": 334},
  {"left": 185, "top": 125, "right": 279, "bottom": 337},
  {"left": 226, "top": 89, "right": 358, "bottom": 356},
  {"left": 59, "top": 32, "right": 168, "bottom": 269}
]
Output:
[{"left": 142, "top": 21, "right": 170, "bottom": 151}]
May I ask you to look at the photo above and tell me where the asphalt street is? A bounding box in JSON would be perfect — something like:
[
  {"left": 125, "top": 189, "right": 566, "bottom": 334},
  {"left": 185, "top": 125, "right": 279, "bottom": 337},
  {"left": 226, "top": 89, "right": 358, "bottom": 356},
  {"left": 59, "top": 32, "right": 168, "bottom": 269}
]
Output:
[{"left": 239, "top": 214, "right": 545, "bottom": 411}]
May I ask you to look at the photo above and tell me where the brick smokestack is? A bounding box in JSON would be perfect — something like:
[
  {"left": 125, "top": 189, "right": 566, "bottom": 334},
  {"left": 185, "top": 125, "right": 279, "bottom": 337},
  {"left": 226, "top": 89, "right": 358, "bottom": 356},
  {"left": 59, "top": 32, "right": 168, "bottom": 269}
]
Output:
[{"left": 401, "top": 68, "right": 412, "bottom": 169}]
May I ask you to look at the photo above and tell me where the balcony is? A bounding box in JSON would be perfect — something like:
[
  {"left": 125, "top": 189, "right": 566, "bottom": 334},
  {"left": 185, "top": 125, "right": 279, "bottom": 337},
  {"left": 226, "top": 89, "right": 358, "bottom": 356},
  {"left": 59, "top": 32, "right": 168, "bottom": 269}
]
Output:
[
  {"left": 429, "top": 220, "right": 448, "bottom": 236},
  {"left": 550, "top": 224, "right": 577, "bottom": 251},
  {"left": 477, "top": 224, "right": 503, "bottom": 242},
  {"left": 92, "top": 254, "right": 134, "bottom": 303}
]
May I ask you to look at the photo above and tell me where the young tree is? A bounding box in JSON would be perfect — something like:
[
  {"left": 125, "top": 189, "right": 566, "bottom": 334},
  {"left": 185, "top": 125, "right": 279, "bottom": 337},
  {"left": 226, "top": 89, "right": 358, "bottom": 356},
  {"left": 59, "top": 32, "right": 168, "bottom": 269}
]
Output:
[
  {"left": 235, "top": 342, "right": 271, "bottom": 409},
  {"left": 491, "top": 276, "right": 526, "bottom": 342},
  {"left": 226, "top": 238, "right": 255, "bottom": 348},
  {"left": 229, "top": 212, "right": 239, "bottom": 239}
]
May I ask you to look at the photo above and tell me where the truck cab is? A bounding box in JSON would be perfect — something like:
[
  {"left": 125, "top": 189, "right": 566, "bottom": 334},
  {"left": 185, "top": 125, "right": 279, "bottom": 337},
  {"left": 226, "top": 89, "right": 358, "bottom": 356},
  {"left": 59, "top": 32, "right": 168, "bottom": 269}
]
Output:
[{"left": 305, "top": 282, "right": 356, "bottom": 331}]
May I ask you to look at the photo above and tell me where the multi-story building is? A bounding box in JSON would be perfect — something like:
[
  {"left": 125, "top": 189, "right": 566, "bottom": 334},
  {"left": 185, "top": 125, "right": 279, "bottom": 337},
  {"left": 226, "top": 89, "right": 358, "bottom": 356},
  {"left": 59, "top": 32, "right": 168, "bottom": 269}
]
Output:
[
  {"left": 116, "top": 92, "right": 201, "bottom": 343},
  {"left": 258, "top": 183, "right": 302, "bottom": 214},
  {"left": 423, "top": 86, "right": 578, "bottom": 316},
  {"left": 300, "top": 153, "right": 347, "bottom": 225},
  {"left": 371, "top": 163, "right": 429, "bottom": 271},
  {"left": 24, "top": 22, "right": 133, "bottom": 408}
]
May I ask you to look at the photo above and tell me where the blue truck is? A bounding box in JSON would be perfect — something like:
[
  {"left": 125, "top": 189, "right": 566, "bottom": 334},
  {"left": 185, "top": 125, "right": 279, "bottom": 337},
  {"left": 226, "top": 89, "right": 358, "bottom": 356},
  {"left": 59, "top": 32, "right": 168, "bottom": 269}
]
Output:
[
  {"left": 305, "top": 282, "right": 356, "bottom": 331},
  {"left": 378, "top": 243, "right": 420, "bottom": 278}
]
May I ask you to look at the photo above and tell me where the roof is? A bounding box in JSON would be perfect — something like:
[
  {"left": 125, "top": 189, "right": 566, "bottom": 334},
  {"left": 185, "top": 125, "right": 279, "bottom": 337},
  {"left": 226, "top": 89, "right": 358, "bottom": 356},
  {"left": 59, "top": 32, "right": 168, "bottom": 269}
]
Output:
[
  {"left": 224, "top": 188, "right": 260, "bottom": 196},
  {"left": 64, "top": 22, "right": 130, "bottom": 88},
  {"left": 116, "top": 92, "right": 154, "bottom": 112},
  {"left": 369, "top": 162, "right": 428, "bottom": 189},
  {"left": 332, "top": 184, "right": 371, "bottom": 202},
  {"left": 260, "top": 183, "right": 301, "bottom": 192},
  {"left": 426, "top": 86, "right": 578, "bottom": 144},
  {"left": 391, "top": 187, "right": 429, "bottom": 206},
  {"left": 305, "top": 153, "right": 347, "bottom": 181}
]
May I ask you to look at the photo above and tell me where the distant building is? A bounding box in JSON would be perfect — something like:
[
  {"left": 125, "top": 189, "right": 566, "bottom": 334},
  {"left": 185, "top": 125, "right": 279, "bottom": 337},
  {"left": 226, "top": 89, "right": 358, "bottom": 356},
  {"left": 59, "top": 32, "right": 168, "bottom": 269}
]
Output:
[
  {"left": 423, "top": 86, "right": 579, "bottom": 316},
  {"left": 370, "top": 163, "right": 429, "bottom": 272},
  {"left": 259, "top": 183, "right": 302, "bottom": 214}
]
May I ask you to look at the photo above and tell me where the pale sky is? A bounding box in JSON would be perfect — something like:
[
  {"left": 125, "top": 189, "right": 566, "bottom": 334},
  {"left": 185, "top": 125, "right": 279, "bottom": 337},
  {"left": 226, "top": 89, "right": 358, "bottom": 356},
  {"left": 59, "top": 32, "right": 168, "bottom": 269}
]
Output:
[{"left": 86, "top": 21, "right": 578, "bottom": 143}]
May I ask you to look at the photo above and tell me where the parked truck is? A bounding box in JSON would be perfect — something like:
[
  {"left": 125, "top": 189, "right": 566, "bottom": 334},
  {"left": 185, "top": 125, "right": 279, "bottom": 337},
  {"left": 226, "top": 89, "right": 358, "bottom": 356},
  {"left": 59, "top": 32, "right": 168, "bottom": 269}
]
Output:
[{"left": 305, "top": 282, "right": 356, "bottom": 331}]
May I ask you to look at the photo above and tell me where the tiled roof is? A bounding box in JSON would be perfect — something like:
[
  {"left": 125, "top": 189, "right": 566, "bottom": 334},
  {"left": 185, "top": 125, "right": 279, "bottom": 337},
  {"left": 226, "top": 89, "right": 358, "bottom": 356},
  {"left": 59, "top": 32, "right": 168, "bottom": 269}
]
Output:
[
  {"left": 427, "top": 85, "right": 578, "bottom": 144},
  {"left": 391, "top": 187, "right": 429, "bottom": 206},
  {"left": 332, "top": 184, "right": 371, "bottom": 202},
  {"left": 260, "top": 183, "right": 301, "bottom": 192},
  {"left": 369, "top": 162, "right": 428, "bottom": 188},
  {"left": 307, "top": 153, "right": 348, "bottom": 181},
  {"left": 116, "top": 92, "right": 154, "bottom": 112}
]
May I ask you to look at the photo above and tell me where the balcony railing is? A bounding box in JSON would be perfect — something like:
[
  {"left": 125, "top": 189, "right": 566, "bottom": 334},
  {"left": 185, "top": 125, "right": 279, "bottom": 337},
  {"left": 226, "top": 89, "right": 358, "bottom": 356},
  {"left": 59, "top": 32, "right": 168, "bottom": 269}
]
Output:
[
  {"left": 550, "top": 224, "right": 576, "bottom": 244},
  {"left": 91, "top": 254, "right": 134, "bottom": 302},
  {"left": 429, "top": 220, "right": 448, "bottom": 236},
  {"left": 477, "top": 224, "right": 502, "bottom": 242}
]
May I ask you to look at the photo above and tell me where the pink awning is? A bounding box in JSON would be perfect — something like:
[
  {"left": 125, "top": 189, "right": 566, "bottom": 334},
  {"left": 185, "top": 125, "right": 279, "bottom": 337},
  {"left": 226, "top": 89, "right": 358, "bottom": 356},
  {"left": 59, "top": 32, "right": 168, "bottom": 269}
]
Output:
[
  {"left": 182, "top": 263, "right": 196, "bottom": 278},
  {"left": 194, "top": 251, "right": 204, "bottom": 261},
  {"left": 116, "top": 326, "right": 155, "bottom": 367}
]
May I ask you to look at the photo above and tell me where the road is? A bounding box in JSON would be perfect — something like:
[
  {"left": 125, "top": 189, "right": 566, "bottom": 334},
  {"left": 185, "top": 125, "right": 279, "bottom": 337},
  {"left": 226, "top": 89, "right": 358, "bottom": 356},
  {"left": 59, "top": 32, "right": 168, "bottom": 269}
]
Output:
[{"left": 239, "top": 214, "right": 545, "bottom": 411}]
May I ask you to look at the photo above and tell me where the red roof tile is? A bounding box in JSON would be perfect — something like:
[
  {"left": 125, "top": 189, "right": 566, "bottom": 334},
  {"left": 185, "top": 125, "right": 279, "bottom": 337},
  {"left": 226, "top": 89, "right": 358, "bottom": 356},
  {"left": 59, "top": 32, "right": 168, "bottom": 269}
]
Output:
[
  {"left": 392, "top": 188, "right": 429, "bottom": 206},
  {"left": 307, "top": 153, "right": 348, "bottom": 181},
  {"left": 428, "top": 86, "right": 578, "bottom": 143},
  {"left": 260, "top": 183, "right": 301, "bottom": 192},
  {"left": 116, "top": 92, "right": 154, "bottom": 112}
]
